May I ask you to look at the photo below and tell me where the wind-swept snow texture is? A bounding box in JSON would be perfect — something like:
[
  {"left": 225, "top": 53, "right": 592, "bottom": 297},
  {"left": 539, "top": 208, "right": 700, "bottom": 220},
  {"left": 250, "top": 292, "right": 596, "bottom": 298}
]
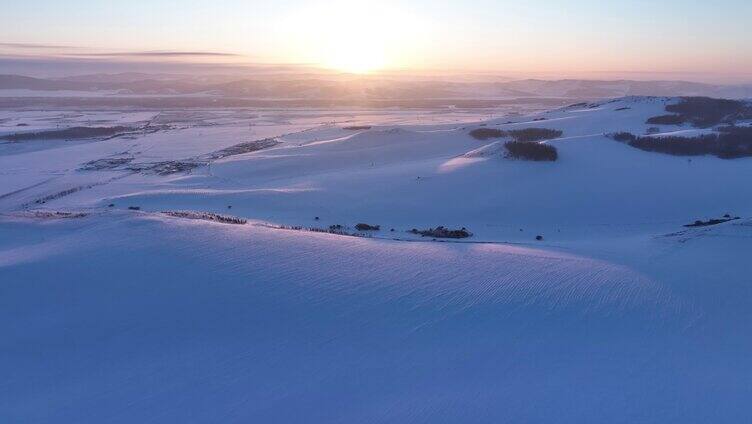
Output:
[{"left": 2, "top": 99, "right": 752, "bottom": 423}]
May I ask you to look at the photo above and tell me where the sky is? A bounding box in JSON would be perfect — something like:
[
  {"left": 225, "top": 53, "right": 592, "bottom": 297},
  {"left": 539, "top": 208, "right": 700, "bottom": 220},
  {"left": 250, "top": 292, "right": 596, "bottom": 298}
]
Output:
[{"left": 2, "top": 0, "right": 751, "bottom": 81}]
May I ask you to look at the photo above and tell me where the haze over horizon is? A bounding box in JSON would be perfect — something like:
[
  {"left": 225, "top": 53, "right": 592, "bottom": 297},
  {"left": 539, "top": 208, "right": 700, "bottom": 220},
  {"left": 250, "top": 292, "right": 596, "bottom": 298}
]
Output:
[{"left": 2, "top": 0, "right": 752, "bottom": 83}]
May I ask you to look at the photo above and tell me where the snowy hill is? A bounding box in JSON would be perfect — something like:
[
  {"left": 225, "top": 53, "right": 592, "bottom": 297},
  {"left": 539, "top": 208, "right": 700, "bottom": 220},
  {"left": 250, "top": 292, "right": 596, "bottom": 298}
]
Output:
[{"left": 1, "top": 97, "right": 751, "bottom": 422}]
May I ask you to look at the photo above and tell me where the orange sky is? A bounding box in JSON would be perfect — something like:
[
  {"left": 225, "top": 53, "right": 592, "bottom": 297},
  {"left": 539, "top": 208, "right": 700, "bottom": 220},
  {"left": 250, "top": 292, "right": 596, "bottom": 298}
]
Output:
[{"left": 2, "top": 0, "right": 751, "bottom": 82}]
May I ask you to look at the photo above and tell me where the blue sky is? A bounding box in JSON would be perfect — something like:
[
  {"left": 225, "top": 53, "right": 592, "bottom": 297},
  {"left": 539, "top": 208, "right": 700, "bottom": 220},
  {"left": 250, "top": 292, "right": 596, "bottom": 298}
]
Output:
[{"left": 2, "top": 0, "right": 751, "bottom": 80}]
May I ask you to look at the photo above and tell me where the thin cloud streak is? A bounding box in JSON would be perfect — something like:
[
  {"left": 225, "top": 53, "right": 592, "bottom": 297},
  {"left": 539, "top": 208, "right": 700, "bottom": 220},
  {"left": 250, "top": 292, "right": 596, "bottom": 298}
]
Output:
[
  {"left": 67, "top": 51, "right": 241, "bottom": 58},
  {"left": 0, "top": 42, "right": 79, "bottom": 49}
]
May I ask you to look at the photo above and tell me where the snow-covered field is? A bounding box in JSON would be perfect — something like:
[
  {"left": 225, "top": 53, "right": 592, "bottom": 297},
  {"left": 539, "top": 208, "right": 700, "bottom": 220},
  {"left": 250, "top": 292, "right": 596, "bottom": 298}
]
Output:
[{"left": 2, "top": 98, "right": 751, "bottom": 422}]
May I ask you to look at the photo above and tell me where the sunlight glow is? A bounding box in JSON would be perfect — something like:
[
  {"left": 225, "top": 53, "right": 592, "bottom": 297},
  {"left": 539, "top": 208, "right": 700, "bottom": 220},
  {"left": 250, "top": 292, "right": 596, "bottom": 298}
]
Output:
[
  {"left": 279, "top": 1, "right": 423, "bottom": 73},
  {"left": 321, "top": 33, "right": 387, "bottom": 74}
]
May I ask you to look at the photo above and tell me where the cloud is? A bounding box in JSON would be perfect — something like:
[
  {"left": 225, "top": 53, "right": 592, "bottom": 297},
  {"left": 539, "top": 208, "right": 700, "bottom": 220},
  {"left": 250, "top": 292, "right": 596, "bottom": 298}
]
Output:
[
  {"left": 0, "top": 44, "right": 238, "bottom": 58},
  {"left": 68, "top": 51, "right": 241, "bottom": 58},
  {"left": 0, "top": 42, "right": 77, "bottom": 49}
]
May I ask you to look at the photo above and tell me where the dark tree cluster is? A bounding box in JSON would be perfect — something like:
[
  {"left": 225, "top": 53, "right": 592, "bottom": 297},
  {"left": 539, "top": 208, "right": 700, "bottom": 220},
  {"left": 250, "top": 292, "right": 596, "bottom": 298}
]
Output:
[
  {"left": 646, "top": 114, "right": 685, "bottom": 125},
  {"left": 206, "top": 138, "right": 280, "bottom": 160},
  {"left": 504, "top": 141, "right": 558, "bottom": 161},
  {"left": 646, "top": 97, "right": 752, "bottom": 128},
  {"left": 470, "top": 127, "right": 563, "bottom": 142},
  {"left": 508, "top": 128, "right": 563, "bottom": 142},
  {"left": 409, "top": 226, "right": 471, "bottom": 239},
  {"left": 0, "top": 126, "right": 133, "bottom": 141},
  {"left": 716, "top": 126, "right": 752, "bottom": 158},
  {"left": 685, "top": 216, "right": 739, "bottom": 228},
  {"left": 629, "top": 134, "right": 718, "bottom": 156},
  {"left": 612, "top": 132, "right": 636, "bottom": 142},
  {"left": 611, "top": 126, "right": 752, "bottom": 159},
  {"left": 469, "top": 128, "right": 507, "bottom": 140}
]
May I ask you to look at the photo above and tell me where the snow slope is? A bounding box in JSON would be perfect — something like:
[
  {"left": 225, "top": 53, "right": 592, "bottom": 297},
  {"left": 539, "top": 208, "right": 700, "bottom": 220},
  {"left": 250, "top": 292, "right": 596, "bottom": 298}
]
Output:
[
  {"left": 70, "top": 97, "right": 752, "bottom": 242},
  {"left": 1, "top": 98, "right": 751, "bottom": 422},
  {"left": 1, "top": 212, "right": 750, "bottom": 423}
]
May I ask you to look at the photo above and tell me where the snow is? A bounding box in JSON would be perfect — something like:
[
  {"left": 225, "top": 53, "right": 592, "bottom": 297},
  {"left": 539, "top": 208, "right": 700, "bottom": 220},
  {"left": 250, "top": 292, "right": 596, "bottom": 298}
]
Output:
[{"left": 1, "top": 97, "right": 751, "bottom": 422}]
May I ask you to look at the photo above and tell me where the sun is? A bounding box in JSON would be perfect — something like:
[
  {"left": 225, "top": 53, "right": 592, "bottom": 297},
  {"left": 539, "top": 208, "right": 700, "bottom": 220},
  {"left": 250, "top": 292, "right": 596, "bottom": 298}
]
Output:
[
  {"left": 280, "top": 1, "right": 419, "bottom": 74},
  {"left": 320, "top": 33, "right": 387, "bottom": 74}
]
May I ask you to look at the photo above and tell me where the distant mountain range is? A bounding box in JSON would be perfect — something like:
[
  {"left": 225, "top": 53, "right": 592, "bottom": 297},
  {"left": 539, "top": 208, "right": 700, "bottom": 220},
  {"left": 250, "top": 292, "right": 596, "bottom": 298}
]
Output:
[{"left": 2, "top": 74, "right": 751, "bottom": 101}]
